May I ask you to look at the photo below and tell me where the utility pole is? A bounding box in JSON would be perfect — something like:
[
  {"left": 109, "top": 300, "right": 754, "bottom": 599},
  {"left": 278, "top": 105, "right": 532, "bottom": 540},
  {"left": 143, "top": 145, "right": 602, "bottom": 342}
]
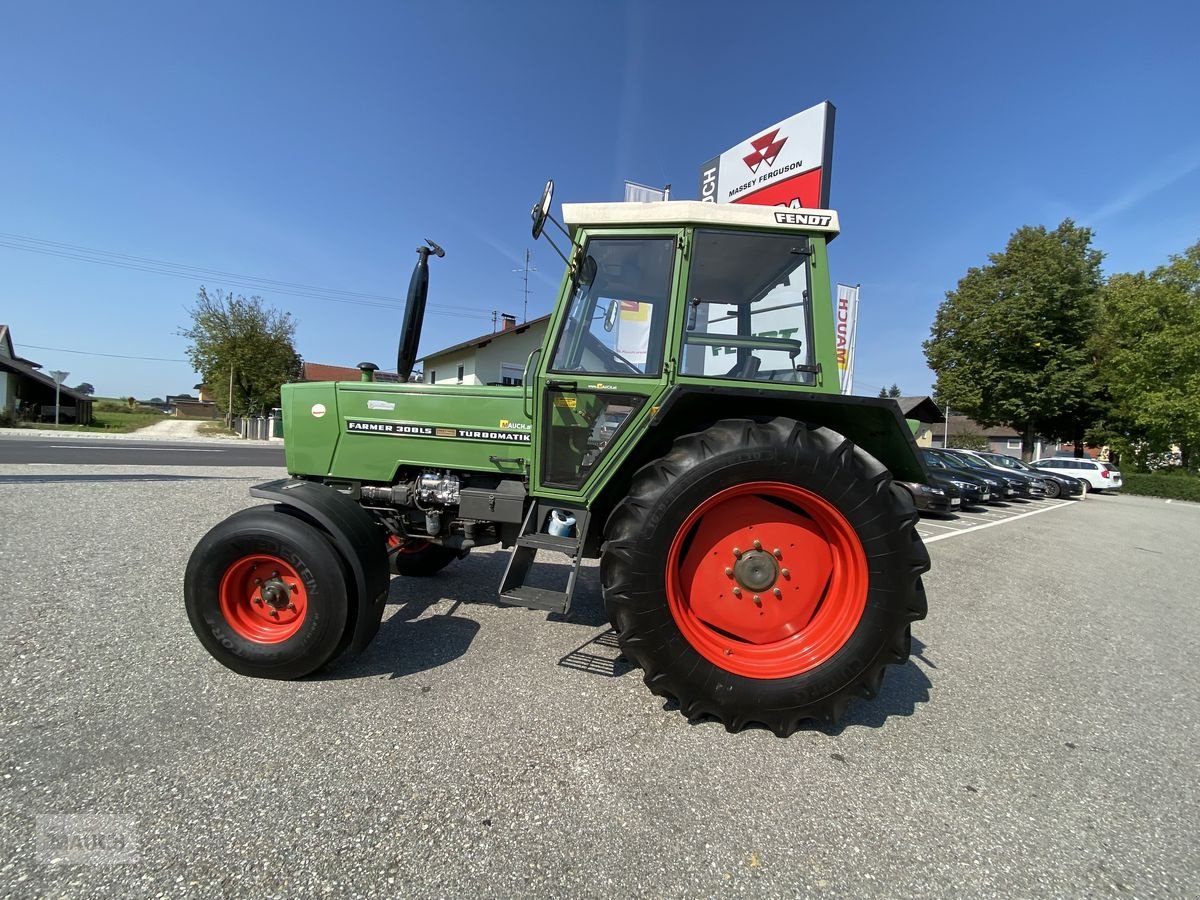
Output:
[
  {"left": 227, "top": 363, "right": 234, "bottom": 429},
  {"left": 943, "top": 404, "right": 951, "bottom": 448},
  {"left": 512, "top": 249, "right": 536, "bottom": 323},
  {"left": 49, "top": 370, "right": 69, "bottom": 428}
]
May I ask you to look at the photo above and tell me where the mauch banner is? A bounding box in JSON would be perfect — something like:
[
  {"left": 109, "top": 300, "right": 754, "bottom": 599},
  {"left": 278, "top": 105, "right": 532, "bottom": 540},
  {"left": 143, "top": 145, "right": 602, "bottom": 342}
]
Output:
[
  {"left": 699, "top": 102, "right": 835, "bottom": 209},
  {"left": 835, "top": 283, "right": 860, "bottom": 394}
]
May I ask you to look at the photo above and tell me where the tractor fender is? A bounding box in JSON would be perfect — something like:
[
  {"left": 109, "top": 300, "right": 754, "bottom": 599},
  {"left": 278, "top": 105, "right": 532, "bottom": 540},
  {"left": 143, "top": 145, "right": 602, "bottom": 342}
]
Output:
[{"left": 249, "top": 478, "right": 390, "bottom": 654}]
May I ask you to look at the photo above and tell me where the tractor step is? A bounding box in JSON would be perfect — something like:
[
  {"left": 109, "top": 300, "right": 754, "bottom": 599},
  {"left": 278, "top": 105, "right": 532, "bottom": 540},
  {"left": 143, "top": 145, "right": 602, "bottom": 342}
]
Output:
[{"left": 498, "top": 501, "right": 590, "bottom": 615}]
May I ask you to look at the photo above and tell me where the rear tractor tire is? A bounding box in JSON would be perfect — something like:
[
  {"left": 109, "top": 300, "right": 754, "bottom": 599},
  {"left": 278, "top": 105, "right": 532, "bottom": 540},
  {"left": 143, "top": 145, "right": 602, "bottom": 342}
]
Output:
[
  {"left": 601, "top": 417, "right": 929, "bottom": 736},
  {"left": 184, "top": 506, "right": 351, "bottom": 679}
]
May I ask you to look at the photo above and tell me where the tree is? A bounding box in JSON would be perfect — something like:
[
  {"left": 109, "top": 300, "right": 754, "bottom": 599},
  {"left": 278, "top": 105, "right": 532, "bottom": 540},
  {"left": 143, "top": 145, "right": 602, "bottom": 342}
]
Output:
[
  {"left": 72, "top": 382, "right": 95, "bottom": 396},
  {"left": 180, "top": 287, "right": 303, "bottom": 423},
  {"left": 924, "top": 220, "right": 1104, "bottom": 459},
  {"left": 1093, "top": 241, "right": 1200, "bottom": 469},
  {"left": 877, "top": 383, "right": 902, "bottom": 398}
]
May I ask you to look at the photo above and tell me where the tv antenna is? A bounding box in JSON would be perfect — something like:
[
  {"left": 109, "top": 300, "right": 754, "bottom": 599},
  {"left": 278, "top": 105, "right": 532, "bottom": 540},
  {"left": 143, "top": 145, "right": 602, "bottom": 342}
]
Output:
[{"left": 512, "top": 248, "right": 536, "bottom": 323}]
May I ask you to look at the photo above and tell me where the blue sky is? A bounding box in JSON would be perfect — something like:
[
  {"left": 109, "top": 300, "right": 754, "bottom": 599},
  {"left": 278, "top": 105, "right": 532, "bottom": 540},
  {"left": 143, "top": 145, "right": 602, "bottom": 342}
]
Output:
[{"left": 2, "top": 1, "right": 1198, "bottom": 399}]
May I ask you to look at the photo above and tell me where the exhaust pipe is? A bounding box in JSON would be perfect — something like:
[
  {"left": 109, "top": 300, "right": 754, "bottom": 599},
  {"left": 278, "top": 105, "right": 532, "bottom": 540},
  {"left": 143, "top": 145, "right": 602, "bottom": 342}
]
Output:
[{"left": 396, "top": 239, "right": 444, "bottom": 382}]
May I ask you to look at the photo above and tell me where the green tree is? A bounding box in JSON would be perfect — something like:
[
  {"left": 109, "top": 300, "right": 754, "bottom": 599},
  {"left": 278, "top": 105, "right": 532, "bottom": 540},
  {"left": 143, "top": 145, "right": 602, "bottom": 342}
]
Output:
[
  {"left": 877, "top": 383, "right": 902, "bottom": 398},
  {"left": 1094, "top": 241, "right": 1200, "bottom": 469},
  {"left": 924, "top": 220, "right": 1104, "bottom": 459},
  {"left": 72, "top": 382, "right": 95, "bottom": 396},
  {"left": 180, "top": 288, "right": 303, "bottom": 423}
]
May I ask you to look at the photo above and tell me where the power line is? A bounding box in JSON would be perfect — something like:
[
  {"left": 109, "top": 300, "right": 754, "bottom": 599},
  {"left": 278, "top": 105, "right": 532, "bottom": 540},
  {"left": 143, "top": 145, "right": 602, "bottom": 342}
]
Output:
[
  {"left": 0, "top": 231, "right": 492, "bottom": 320},
  {"left": 19, "top": 343, "right": 190, "bottom": 363}
]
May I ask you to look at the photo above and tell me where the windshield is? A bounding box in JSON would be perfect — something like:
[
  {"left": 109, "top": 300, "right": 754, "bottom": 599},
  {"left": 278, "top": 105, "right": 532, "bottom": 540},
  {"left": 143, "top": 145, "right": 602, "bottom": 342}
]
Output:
[{"left": 681, "top": 229, "right": 815, "bottom": 384}]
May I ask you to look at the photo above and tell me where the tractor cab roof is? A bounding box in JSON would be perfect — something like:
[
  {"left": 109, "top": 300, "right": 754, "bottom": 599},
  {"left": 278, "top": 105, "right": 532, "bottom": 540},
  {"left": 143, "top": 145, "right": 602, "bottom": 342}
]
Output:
[{"left": 561, "top": 200, "right": 840, "bottom": 240}]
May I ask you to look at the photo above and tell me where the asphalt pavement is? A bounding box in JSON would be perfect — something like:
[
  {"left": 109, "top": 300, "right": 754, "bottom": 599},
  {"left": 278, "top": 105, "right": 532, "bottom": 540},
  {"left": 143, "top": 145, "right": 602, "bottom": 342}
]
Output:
[
  {"left": 0, "top": 466, "right": 1196, "bottom": 897},
  {"left": 0, "top": 434, "right": 284, "bottom": 467}
]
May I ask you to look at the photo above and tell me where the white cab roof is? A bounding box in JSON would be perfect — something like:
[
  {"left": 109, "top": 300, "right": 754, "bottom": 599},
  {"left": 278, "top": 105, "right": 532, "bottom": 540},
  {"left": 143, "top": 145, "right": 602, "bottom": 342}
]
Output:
[{"left": 561, "top": 200, "right": 840, "bottom": 238}]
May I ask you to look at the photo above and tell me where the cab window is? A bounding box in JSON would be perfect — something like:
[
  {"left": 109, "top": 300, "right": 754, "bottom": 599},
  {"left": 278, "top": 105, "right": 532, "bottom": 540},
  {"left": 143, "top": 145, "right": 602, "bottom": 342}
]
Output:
[
  {"left": 548, "top": 237, "right": 674, "bottom": 378},
  {"left": 681, "top": 230, "right": 816, "bottom": 384}
]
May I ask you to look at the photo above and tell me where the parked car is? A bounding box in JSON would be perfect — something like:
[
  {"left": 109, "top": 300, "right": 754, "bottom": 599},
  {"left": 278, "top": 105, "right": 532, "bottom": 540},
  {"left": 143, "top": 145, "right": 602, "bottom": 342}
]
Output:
[
  {"left": 974, "top": 450, "right": 1084, "bottom": 500},
  {"left": 920, "top": 449, "right": 1005, "bottom": 503},
  {"left": 1031, "top": 456, "right": 1123, "bottom": 493},
  {"left": 940, "top": 447, "right": 1049, "bottom": 498},
  {"left": 930, "top": 448, "right": 1032, "bottom": 498},
  {"left": 897, "top": 478, "right": 959, "bottom": 516}
]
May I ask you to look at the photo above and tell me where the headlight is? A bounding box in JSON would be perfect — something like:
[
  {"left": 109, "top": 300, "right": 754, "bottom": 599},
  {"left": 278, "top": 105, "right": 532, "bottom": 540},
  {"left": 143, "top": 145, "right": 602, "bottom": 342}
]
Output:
[{"left": 929, "top": 487, "right": 945, "bottom": 496}]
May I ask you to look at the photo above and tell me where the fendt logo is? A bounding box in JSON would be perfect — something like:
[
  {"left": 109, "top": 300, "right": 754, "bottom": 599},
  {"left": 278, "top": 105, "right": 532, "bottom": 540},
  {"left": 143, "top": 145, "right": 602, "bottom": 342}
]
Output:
[{"left": 743, "top": 128, "right": 787, "bottom": 173}]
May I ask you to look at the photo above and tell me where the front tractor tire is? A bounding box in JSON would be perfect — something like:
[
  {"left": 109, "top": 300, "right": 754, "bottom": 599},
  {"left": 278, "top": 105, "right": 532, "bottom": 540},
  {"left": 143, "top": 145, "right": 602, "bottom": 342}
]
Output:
[
  {"left": 185, "top": 506, "right": 350, "bottom": 679},
  {"left": 601, "top": 418, "right": 929, "bottom": 736}
]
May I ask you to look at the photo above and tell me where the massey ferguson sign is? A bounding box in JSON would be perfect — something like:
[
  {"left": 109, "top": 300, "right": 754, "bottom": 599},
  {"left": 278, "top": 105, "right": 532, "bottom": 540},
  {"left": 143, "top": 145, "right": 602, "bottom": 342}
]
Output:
[{"left": 698, "top": 102, "right": 835, "bottom": 209}]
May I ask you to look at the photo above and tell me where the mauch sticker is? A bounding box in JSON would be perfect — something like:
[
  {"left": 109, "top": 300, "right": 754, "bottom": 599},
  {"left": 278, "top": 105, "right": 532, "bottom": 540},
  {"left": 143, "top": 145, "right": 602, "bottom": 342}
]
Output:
[
  {"left": 367, "top": 400, "right": 395, "bottom": 411},
  {"left": 311, "top": 404, "right": 326, "bottom": 418}
]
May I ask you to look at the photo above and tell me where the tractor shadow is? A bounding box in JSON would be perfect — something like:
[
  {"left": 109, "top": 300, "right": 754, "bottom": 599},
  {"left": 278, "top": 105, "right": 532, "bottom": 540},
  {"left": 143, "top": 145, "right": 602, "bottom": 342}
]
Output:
[
  {"left": 679, "top": 636, "right": 935, "bottom": 736},
  {"left": 323, "top": 552, "right": 610, "bottom": 680}
]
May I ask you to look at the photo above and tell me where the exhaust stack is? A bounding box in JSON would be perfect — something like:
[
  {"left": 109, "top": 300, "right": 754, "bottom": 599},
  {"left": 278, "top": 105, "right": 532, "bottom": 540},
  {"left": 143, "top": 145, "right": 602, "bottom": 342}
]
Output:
[{"left": 396, "top": 239, "right": 444, "bottom": 383}]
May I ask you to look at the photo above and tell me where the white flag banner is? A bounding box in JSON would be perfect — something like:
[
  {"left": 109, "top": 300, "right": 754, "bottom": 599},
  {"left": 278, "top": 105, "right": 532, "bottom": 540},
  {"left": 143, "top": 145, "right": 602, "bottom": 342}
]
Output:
[
  {"left": 624, "top": 181, "right": 666, "bottom": 203},
  {"left": 835, "top": 284, "right": 860, "bottom": 394}
]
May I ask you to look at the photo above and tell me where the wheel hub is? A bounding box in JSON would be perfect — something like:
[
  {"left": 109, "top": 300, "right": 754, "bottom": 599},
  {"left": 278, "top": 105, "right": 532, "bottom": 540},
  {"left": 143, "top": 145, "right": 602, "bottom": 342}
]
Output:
[{"left": 732, "top": 549, "right": 779, "bottom": 592}]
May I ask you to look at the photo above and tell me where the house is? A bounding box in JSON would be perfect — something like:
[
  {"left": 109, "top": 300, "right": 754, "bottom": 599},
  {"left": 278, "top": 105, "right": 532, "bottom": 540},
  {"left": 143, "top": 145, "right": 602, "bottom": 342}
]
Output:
[
  {"left": 894, "top": 396, "right": 944, "bottom": 447},
  {"left": 0, "top": 325, "right": 93, "bottom": 424},
  {"left": 929, "top": 414, "right": 1067, "bottom": 457},
  {"left": 420, "top": 314, "right": 551, "bottom": 386}
]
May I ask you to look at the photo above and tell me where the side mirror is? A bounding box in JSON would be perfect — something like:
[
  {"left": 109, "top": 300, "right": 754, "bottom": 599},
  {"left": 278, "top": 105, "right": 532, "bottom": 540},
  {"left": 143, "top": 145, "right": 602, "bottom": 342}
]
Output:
[
  {"left": 531, "top": 180, "right": 554, "bottom": 239},
  {"left": 578, "top": 255, "right": 597, "bottom": 288},
  {"left": 604, "top": 299, "right": 620, "bottom": 332}
]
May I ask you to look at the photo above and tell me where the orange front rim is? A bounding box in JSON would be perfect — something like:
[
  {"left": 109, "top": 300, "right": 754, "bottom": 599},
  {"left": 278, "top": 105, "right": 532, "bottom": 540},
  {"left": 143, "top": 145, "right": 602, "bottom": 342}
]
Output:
[
  {"left": 218, "top": 554, "right": 308, "bottom": 643},
  {"left": 665, "top": 481, "right": 868, "bottom": 679}
]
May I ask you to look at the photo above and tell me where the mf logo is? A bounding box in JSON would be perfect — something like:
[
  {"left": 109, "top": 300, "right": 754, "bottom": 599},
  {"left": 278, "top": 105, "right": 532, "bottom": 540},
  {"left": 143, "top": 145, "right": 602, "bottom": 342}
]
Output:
[{"left": 743, "top": 128, "right": 787, "bottom": 173}]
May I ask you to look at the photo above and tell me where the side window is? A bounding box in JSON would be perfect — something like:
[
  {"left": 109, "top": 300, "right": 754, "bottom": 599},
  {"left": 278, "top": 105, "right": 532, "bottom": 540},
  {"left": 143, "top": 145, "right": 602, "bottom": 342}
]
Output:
[
  {"left": 681, "top": 230, "right": 816, "bottom": 384},
  {"left": 548, "top": 237, "right": 675, "bottom": 378}
]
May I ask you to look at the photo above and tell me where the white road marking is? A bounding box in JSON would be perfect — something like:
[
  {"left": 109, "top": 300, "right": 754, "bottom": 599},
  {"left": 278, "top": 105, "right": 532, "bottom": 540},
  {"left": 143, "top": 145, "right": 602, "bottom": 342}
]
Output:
[
  {"left": 923, "top": 501, "right": 1073, "bottom": 543},
  {"left": 47, "top": 445, "right": 223, "bottom": 452}
]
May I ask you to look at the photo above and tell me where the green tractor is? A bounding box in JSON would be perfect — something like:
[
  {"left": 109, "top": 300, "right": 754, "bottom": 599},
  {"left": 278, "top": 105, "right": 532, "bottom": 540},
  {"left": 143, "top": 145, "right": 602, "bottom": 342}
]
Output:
[{"left": 184, "top": 182, "right": 929, "bottom": 736}]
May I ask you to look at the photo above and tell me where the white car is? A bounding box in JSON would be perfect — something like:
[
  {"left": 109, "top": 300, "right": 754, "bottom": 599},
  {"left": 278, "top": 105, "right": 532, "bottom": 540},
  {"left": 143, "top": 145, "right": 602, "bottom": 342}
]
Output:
[{"left": 1031, "top": 457, "right": 1123, "bottom": 493}]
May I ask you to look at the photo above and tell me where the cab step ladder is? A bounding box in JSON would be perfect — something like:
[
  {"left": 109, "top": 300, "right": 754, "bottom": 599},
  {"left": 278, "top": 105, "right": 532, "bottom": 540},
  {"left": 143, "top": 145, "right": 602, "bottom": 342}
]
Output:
[{"left": 498, "top": 500, "right": 590, "bottom": 615}]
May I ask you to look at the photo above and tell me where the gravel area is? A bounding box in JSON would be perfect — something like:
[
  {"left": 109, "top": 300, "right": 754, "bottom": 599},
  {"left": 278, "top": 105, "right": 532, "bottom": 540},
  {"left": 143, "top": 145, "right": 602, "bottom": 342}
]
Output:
[{"left": 1, "top": 468, "right": 1196, "bottom": 897}]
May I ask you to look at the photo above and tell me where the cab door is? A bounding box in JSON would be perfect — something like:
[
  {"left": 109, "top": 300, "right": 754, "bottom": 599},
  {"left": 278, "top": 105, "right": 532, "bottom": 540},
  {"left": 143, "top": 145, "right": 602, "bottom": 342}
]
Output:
[{"left": 531, "top": 230, "right": 682, "bottom": 501}]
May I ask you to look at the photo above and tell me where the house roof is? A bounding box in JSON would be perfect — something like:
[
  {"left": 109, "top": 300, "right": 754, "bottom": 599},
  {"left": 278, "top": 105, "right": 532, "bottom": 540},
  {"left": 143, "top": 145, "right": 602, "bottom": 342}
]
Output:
[
  {"left": 896, "top": 395, "right": 944, "bottom": 423},
  {"left": 420, "top": 314, "right": 551, "bottom": 364},
  {"left": 301, "top": 362, "right": 400, "bottom": 383},
  {"left": 942, "top": 414, "right": 1021, "bottom": 438},
  {"left": 0, "top": 353, "right": 90, "bottom": 401}
]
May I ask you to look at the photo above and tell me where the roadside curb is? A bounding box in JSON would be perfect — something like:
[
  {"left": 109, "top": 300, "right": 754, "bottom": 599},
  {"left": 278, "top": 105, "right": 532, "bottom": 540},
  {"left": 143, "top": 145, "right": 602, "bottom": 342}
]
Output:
[{"left": 0, "top": 427, "right": 272, "bottom": 445}]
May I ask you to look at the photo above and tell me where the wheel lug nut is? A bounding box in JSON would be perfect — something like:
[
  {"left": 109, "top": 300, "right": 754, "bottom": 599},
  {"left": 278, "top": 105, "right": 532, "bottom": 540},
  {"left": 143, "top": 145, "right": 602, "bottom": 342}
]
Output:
[
  {"left": 732, "top": 587, "right": 742, "bottom": 597},
  {"left": 752, "top": 540, "right": 762, "bottom": 551},
  {"left": 781, "top": 568, "right": 790, "bottom": 579},
  {"left": 724, "top": 567, "right": 733, "bottom": 577},
  {"left": 752, "top": 594, "right": 762, "bottom": 607},
  {"left": 269, "top": 609, "right": 279, "bottom": 618},
  {"left": 253, "top": 597, "right": 263, "bottom": 606},
  {"left": 287, "top": 602, "right": 296, "bottom": 611},
  {"left": 254, "top": 578, "right": 261, "bottom": 585},
  {"left": 773, "top": 548, "right": 783, "bottom": 559},
  {"left": 289, "top": 583, "right": 298, "bottom": 593},
  {"left": 731, "top": 547, "right": 742, "bottom": 558},
  {"left": 773, "top": 588, "right": 783, "bottom": 599},
  {"left": 271, "top": 571, "right": 279, "bottom": 578}
]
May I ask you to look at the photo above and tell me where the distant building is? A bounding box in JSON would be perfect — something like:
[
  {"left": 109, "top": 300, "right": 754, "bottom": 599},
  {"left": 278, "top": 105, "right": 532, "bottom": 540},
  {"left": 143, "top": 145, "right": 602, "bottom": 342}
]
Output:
[
  {"left": 420, "top": 315, "right": 551, "bottom": 386},
  {"left": 930, "top": 413, "right": 1067, "bottom": 457},
  {"left": 0, "top": 324, "right": 93, "bottom": 424},
  {"left": 301, "top": 362, "right": 400, "bottom": 383}
]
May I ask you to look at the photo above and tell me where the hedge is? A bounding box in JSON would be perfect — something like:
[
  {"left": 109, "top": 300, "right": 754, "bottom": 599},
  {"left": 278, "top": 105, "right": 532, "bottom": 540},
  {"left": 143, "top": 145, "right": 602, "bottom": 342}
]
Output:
[{"left": 1120, "top": 472, "right": 1200, "bottom": 503}]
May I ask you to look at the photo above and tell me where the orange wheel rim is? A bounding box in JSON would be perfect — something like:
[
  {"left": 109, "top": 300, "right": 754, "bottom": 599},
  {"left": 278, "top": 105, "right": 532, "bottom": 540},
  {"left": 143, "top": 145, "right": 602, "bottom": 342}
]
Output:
[
  {"left": 218, "top": 554, "right": 308, "bottom": 644},
  {"left": 665, "top": 481, "right": 868, "bottom": 679}
]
